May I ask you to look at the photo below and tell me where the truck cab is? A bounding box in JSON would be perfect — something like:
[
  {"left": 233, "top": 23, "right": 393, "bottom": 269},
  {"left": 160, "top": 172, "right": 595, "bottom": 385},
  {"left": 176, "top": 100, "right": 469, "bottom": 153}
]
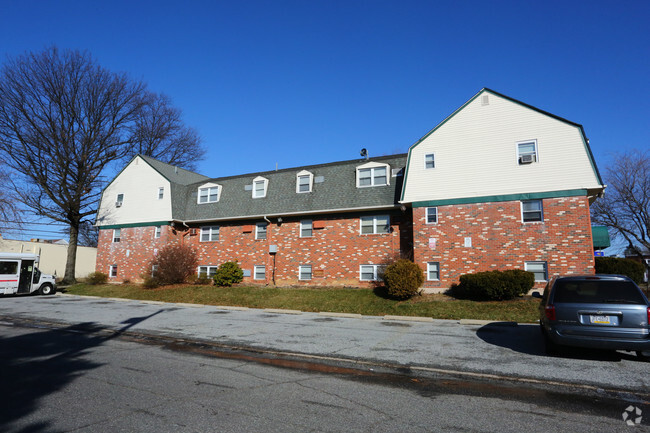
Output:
[{"left": 0, "top": 253, "right": 57, "bottom": 296}]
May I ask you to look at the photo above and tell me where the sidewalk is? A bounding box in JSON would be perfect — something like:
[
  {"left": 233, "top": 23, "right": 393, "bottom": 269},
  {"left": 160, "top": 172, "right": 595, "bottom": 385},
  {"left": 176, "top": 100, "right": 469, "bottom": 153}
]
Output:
[{"left": 1, "top": 293, "right": 648, "bottom": 395}]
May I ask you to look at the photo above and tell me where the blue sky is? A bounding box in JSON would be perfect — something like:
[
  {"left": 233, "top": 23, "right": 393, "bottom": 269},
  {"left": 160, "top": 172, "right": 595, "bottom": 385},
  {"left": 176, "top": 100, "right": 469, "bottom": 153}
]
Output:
[{"left": 1, "top": 0, "right": 649, "bottom": 241}]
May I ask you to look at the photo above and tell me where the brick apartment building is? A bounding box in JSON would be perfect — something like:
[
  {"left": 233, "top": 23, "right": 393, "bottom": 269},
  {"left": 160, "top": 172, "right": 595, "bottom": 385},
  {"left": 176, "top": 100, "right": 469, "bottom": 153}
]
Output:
[{"left": 95, "top": 89, "right": 606, "bottom": 292}]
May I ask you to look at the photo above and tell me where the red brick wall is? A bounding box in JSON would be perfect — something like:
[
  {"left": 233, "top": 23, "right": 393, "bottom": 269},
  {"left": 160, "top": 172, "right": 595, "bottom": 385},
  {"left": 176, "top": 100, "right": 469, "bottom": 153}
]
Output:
[
  {"left": 413, "top": 196, "right": 596, "bottom": 292},
  {"left": 96, "top": 211, "right": 413, "bottom": 286}
]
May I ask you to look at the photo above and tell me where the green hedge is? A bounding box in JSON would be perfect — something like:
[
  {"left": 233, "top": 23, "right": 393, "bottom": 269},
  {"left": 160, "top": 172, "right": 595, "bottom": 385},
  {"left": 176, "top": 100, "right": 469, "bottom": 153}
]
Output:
[
  {"left": 382, "top": 259, "right": 424, "bottom": 300},
  {"left": 451, "top": 269, "right": 535, "bottom": 301},
  {"left": 595, "top": 257, "right": 645, "bottom": 284},
  {"left": 213, "top": 261, "right": 244, "bottom": 287}
]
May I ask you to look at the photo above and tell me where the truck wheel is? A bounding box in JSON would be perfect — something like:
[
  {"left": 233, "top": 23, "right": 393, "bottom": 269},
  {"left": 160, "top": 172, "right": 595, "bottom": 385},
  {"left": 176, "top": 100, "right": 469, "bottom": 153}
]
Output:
[{"left": 39, "top": 284, "right": 55, "bottom": 296}]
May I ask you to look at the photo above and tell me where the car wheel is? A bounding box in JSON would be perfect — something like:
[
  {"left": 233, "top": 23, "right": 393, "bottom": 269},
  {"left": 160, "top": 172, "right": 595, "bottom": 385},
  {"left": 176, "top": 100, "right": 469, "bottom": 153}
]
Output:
[
  {"left": 540, "top": 325, "right": 559, "bottom": 355},
  {"left": 39, "top": 284, "right": 55, "bottom": 296}
]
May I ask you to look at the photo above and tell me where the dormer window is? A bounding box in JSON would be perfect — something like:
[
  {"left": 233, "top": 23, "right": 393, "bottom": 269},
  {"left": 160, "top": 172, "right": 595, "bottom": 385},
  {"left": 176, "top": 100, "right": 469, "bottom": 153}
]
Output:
[
  {"left": 197, "top": 183, "right": 221, "bottom": 204},
  {"left": 296, "top": 170, "right": 313, "bottom": 193},
  {"left": 253, "top": 176, "right": 268, "bottom": 198},
  {"left": 356, "top": 162, "right": 389, "bottom": 188}
]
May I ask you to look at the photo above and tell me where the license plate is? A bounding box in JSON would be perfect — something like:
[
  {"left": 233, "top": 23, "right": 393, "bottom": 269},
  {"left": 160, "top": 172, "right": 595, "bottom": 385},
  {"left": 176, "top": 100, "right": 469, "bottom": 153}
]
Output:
[{"left": 590, "top": 315, "right": 611, "bottom": 324}]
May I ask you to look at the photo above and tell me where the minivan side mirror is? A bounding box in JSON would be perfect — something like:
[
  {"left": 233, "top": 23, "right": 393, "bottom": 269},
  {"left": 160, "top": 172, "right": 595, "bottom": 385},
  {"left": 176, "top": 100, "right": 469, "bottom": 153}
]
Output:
[{"left": 531, "top": 292, "right": 543, "bottom": 299}]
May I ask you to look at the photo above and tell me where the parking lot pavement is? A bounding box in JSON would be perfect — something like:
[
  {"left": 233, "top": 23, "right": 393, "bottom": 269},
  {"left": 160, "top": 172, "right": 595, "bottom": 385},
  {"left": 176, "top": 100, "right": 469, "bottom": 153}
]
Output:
[{"left": 0, "top": 294, "right": 648, "bottom": 395}]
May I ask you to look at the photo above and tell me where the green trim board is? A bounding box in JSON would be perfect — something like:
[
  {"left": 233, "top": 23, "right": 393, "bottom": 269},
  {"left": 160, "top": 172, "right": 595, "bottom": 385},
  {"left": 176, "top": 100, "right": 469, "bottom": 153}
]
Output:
[
  {"left": 400, "top": 88, "right": 604, "bottom": 201},
  {"left": 97, "top": 221, "right": 171, "bottom": 229},
  {"left": 412, "top": 189, "right": 587, "bottom": 207}
]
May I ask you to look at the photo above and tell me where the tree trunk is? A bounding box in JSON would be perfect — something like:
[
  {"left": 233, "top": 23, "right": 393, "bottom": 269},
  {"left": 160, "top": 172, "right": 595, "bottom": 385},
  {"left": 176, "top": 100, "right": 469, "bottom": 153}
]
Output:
[{"left": 63, "top": 224, "right": 79, "bottom": 284}]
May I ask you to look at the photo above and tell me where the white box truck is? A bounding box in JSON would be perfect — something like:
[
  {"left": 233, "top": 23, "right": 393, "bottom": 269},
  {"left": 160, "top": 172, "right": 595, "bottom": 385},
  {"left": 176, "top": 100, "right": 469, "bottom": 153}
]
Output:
[{"left": 0, "top": 253, "right": 57, "bottom": 295}]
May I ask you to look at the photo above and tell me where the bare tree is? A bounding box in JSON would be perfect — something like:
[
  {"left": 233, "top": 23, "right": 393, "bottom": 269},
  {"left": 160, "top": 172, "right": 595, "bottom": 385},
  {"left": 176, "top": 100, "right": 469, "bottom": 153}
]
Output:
[
  {"left": 0, "top": 47, "right": 146, "bottom": 283},
  {"left": 128, "top": 92, "right": 205, "bottom": 171},
  {"left": 77, "top": 222, "right": 99, "bottom": 248},
  {"left": 592, "top": 150, "right": 650, "bottom": 275},
  {"left": 0, "top": 163, "right": 22, "bottom": 227}
]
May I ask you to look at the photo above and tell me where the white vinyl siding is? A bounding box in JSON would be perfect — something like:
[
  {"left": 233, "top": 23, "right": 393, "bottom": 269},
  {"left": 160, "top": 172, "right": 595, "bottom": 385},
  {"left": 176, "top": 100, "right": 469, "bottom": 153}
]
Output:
[
  {"left": 200, "top": 226, "right": 220, "bottom": 242},
  {"left": 401, "top": 91, "right": 602, "bottom": 203},
  {"left": 360, "top": 215, "right": 390, "bottom": 235}
]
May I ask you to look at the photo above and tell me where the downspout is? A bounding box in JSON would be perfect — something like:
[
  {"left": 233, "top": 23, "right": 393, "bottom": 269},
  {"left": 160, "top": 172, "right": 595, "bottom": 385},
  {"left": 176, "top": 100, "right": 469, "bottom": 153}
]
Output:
[{"left": 263, "top": 216, "right": 275, "bottom": 285}]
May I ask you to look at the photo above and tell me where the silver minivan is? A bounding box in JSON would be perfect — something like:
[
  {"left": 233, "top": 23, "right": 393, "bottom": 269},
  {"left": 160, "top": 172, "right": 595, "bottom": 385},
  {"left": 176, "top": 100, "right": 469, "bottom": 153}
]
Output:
[{"left": 537, "top": 275, "right": 650, "bottom": 360}]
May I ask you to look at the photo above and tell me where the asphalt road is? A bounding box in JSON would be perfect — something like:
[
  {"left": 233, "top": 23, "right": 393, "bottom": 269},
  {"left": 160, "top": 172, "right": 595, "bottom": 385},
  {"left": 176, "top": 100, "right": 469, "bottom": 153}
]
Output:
[
  {"left": 1, "top": 323, "right": 647, "bottom": 432},
  {"left": 0, "top": 293, "right": 649, "bottom": 431}
]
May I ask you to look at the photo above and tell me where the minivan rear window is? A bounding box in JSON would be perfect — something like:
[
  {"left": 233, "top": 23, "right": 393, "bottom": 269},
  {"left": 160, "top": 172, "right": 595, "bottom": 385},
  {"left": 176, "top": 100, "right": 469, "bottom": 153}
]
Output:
[{"left": 553, "top": 280, "right": 646, "bottom": 305}]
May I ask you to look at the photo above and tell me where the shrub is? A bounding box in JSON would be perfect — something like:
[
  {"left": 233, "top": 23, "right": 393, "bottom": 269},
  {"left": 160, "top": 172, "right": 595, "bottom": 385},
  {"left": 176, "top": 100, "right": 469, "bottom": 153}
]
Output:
[
  {"left": 213, "top": 261, "right": 244, "bottom": 287},
  {"left": 86, "top": 271, "right": 108, "bottom": 285},
  {"left": 452, "top": 269, "right": 534, "bottom": 301},
  {"left": 382, "top": 259, "right": 424, "bottom": 300},
  {"left": 141, "top": 274, "right": 159, "bottom": 289},
  {"left": 151, "top": 243, "right": 198, "bottom": 285},
  {"left": 595, "top": 256, "right": 645, "bottom": 284},
  {"left": 195, "top": 273, "right": 212, "bottom": 285}
]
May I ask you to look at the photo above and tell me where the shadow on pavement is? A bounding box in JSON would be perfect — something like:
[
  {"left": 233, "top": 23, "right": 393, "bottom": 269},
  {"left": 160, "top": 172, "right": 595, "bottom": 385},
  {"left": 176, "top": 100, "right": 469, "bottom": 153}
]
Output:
[
  {"left": 0, "top": 309, "right": 164, "bottom": 433},
  {"left": 476, "top": 322, "right": 638, "bottom": 362}
]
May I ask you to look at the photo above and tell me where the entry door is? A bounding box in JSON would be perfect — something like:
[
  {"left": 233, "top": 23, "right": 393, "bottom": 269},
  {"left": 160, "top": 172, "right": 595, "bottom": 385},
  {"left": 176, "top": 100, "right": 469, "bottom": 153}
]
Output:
[
  {"left": 18, "top": 260, "right": 34, "bottom": 294},
  {"left": 0, "top": 260, "right": 20, "bottom": 293}
]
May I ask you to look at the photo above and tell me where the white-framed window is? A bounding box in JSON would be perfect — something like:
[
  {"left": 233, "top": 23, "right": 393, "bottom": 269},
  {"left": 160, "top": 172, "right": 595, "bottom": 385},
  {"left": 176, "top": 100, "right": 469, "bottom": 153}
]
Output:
[
  {"left": 115, "top": 193, "right": 124, "bottom": 207},
  {"left": 109, "top": 264, "right": 118, "bottom": 278},
  {"left": 254, "top": 265, "right": 266, "bottom": 280},
  {"left": 154, "top": 226, "right": 162, "bottom": 238},
  {"left": 360, "top": 264, "right": 384, "bottom": 281},
  {"left": 296, "top": 170, "right": 313, "bottom": 193},
  {"left": 427, "top": 262, "right": 440, "bottom": 281},
  {"left": 198, "top": 184, "right": 220, "bottom": 204},
  {"left": 255, "top": 222, "right": 267, "bottom": 240},
  {"left": 425, "top": 153, "right": 435, "bottom": 169},
  {"left": 157, "top": 187, "right": 164, "bottom": 200},
  {"left": 253, "top": 176, "right": 268, "bottom": 198},
  {"left": 112, "top": 229, "right": 121, "bottom": 243},
  {"left": 300, "top": 220, "right": 312, "bottom": 238},
  {"left": 426, "top": 207, "right": 438, "bottom": 224},
  {"left": 517, "top": 140, "right": 538, "bottom": 164},
  {"left": 198, "top": 266, "right": 218, "bottom": 278},
  {"left": 360, "top": 215, "right": 390, "bottom": 235},
  {"left": 356, "top": 163, "right": 389, "bottom": 187},
  {"left": 200, "top": 226, "right": 220, "bottom": 242},
  {"left": 151, "top": 264, "right": 158, "bottom": 277},
  {"left": 299, "top": 265, "right": 312, "bottom": 281},
  {"left": 525, "top": 261, "right": 548, "bottom": 281},
  {"left": 522, "top": 200, "right": 543, "bottom": 223}
]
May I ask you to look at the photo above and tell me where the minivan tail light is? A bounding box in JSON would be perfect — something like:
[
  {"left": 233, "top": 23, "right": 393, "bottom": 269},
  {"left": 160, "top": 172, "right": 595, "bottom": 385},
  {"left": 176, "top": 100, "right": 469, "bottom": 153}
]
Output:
[
  {"left": 647, "top": 307, "right": 650, "bottom": 325},
  {"left": 545, "top": 305, "right": 556, "bottom": 321}
]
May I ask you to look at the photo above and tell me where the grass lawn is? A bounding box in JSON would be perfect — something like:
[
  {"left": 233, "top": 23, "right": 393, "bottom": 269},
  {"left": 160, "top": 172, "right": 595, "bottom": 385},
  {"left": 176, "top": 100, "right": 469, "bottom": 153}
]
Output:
[{"left": 64, "top": 283, "right": 540, "bottom": 323}]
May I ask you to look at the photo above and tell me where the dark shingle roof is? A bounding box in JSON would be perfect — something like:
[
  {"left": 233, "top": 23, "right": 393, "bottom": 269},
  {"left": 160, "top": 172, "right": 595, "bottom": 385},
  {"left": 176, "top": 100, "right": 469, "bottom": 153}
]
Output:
[
  {"left": 140, "top": 155, "right": 210, "bottom": 186},
  {"left": 170, "top": 154, "right": 407, "bottom": 222}
]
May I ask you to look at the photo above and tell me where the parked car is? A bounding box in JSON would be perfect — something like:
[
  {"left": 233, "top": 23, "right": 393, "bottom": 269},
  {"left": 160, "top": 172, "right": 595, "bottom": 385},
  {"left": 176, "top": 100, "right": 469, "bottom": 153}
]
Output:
[{"left": 536, "top": 275, "right": 650, "bottom": 360}]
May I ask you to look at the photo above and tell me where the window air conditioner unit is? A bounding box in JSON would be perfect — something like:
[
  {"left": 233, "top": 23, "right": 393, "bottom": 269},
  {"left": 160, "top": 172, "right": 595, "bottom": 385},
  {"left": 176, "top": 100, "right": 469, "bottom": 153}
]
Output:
[
  {"left": 115, "top": 201, "right": 123, "bottom": 207},
  {"left": 519, "top": 154, "right": 534, "bottom": 164}
]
